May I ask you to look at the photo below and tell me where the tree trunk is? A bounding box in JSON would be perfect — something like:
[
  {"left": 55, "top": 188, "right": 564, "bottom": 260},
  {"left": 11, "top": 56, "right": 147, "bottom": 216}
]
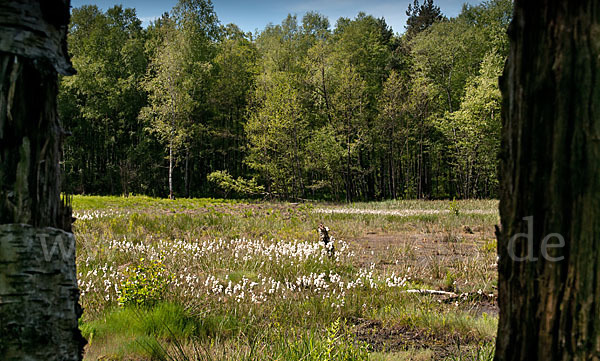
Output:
[
  {"left": 169, "top": 142, "right": 174, "bottom": 200},
  {"left": 184, "top": 148, "right": 190, "bottom": 198},
  {"left": 495, "top": 2, "right": 600, "bottom": 360},
  {"left": 346, "top": 131, "right": 352, "bottom": 202},
  {"left": 0, "top": 1, "right": 85, "bottom": 360}
]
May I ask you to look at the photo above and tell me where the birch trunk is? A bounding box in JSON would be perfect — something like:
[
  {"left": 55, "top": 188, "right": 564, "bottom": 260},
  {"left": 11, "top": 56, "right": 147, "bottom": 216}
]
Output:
[{"left": 0, "top": 1, "right": 85, "bottom": 360}]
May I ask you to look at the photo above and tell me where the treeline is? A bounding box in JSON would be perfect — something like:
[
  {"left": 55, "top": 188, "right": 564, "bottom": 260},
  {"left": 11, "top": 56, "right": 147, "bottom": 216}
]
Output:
[{"left": 59, "top": 0, "right": 512, "bottom": 201}]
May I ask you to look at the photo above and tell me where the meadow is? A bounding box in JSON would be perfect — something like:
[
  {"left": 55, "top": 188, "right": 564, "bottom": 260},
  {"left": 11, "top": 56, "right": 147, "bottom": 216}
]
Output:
[{"left": 73, "top": 196, "right": 499, "bottom": 361}]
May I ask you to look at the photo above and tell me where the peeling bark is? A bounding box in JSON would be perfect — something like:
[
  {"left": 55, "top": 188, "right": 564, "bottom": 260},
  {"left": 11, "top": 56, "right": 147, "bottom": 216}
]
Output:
[
  {"left": 0, "top": 1, "right": 85, "bottom": 360},
  {"left": 0, "top": 1, "right": 74, "bottom": 76}
]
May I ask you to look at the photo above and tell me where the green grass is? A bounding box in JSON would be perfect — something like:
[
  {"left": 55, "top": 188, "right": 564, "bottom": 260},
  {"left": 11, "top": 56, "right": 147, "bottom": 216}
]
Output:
[
  {"left": 81, "top": 303, "right": 197, "bottom": 360},
  {"left": 74, "top": 195, "right": 499, "bottom": 360},
  {"left": 72, "top": 195, "right": 238, "bottom": 211}
]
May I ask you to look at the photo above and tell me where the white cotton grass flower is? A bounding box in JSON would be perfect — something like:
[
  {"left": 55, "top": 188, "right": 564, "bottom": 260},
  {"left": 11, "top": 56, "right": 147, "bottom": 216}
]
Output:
[
  {"left": 78, "top": 234, "right": 421, "bottom": 308},
  {"left": 73, "top": 209, "right": 129, "bottom": 220}
]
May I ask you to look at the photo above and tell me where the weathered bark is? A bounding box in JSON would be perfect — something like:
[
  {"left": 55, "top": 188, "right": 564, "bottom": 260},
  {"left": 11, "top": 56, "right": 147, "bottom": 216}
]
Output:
[
  {"left": 496, "top": 2, "right": 600, "bottom": 360},
  {"left": 0, "top": 1, "right": 75, "bottom": 76},
  {"left": 0, "top": 225, "right": 83, "bottom": 360},
  {"left": 0, "top": 1, "right": 85, "bottom": 360}
]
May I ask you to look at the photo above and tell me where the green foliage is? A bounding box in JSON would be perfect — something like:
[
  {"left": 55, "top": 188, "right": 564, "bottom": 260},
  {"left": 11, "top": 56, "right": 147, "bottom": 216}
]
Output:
[
  {"left": 206, "top": 26, "right": 257, "bottom": 182},
  {"left": 410, "top": 17, "right": 484, "bottom": 113},
  {"left": 61, "top": 0, "right": 512, "bottom": 201},
  {"left": 118, "top": 259, "right": 173, "bottom": 307},
  {"left": 245, "top": 71, "right": 308, "bottom": 198},
  {"left": 444, "top": 270, "right": 458, "bottom": 291},
  {"left": 324, "top": 318, "right": 370, "bottom": 361},
  {"left": 304, "top": 126, "right": 345, "bottom": 198},
  {"left": 437, "top": 51, "right": 504, "bottom": 197},
  {"left": 81, "top": 303, "right": 197, "bottom": 342},
  {"left": 207, "top": 170, "right": 264, "bottom": 197},
  {"left": 375, "top": 70, "right": 409, "bottom": 199},
  {"left": 60, "top": 5, "right": 149, "bottom": 195},
  {"left": 481, "top": 239, "right": 497, "bottom": 254},
  {"left": 448, "top": 197, "right": 460, "bottom": 216},
  {"left": 140, "top": 19, "right": 197, "bottom": 152}
]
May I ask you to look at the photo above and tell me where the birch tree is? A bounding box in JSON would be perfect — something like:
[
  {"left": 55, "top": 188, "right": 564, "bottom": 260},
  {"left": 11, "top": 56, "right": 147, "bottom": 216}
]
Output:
[
  {"left": 140, "top": 18, "right": 196, "bottom": 200},
  {"left": 0, "top": 0, "right": 85, "bottom": 359}
]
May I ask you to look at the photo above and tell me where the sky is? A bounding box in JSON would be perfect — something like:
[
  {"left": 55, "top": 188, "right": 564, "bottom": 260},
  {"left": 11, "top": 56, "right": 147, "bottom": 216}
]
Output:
[{"left": 70, "top": 0, "right": 483, "bottom": 35}]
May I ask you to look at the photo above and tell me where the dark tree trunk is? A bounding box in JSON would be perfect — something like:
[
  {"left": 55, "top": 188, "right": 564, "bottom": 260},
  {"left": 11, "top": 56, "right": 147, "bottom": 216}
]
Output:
[
  {"left": 0, "top": 1, "right": 85, "bottom": 360},
  {"left": 185, "top": 148, "right": 190, "bottom": 198},
  {"left": 496, "top": 2, "right": 600, "bottom": 360}
]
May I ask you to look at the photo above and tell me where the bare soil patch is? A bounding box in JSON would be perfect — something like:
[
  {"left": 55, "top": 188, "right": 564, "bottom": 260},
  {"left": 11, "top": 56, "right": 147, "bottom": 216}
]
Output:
[{"left": 351, "top": 317, "right": 488, "bottom": 357}]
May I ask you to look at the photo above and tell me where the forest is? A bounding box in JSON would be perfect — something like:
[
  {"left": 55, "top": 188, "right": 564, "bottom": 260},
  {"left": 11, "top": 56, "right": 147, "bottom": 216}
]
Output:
[
  {"left": 59, "top": 0, "right": 512, "bottom": 201},
  {"left": 5, "top": 1, "right": 600, "bottom": 360}
]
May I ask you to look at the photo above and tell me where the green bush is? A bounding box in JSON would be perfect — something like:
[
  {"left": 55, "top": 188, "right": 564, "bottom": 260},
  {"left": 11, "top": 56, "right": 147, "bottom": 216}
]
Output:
[
  {"left": 448, "top": 197, "right": 461, "bottom": 216},
  {"left": 207, "top": 170, "right": 264, "bottom": 197},
  {"left": 118, "top": 258, "right": 173, "bottom": 308}
]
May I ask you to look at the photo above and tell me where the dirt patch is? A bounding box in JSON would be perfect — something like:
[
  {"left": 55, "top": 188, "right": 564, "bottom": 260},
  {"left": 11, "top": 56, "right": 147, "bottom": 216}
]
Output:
[
  {"left": 442, "top": 292, "right": 499, "bottom": 317},
  {"left": 351, "top": 232, "right": 491, "bottom": 270},
  {"left": 350, "top": 318, "right": 485, "bottom": 357},
  {"left": 346, "top": 230, "right": 499, "bottom": 316}
]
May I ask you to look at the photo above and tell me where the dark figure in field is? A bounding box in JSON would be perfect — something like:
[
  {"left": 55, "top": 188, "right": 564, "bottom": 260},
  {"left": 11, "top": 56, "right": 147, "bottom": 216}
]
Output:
[{"left": 318, "top": 224, "right": 334, "bottom": 257}]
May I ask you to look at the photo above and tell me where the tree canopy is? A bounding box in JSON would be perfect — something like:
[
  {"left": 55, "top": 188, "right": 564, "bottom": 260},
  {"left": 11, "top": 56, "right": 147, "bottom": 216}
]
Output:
[{"left": 59, "top": 0, "right": 513, "bottom": 201}]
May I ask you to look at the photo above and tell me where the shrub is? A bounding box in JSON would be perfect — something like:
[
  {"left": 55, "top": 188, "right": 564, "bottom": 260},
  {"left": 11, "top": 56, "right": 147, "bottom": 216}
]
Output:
[
  {"left": 207, "top": 170, "right": 264, "bottom": 198},
  {"left": 448, "top": 197, "right": 460, "bottom": 216},
  {"left": 118, "top": 258, "right": 173, "bottom": 308}
]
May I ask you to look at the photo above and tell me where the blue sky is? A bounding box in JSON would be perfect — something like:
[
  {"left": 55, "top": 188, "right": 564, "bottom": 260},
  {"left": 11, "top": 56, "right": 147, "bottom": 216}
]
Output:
[{"left": 71, "top": 0, "right": 483, "bottom": 35}]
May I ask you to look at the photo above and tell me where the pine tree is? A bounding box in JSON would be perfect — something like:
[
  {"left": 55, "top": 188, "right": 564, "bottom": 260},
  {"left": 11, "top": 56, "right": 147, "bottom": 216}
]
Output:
[{"left": 405, "top": 0, "right": 444, "bottom": 38}]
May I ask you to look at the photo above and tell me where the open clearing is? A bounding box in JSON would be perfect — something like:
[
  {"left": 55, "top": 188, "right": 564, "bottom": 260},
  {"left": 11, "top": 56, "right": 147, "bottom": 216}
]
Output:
[{"left": 74, "top": 196, "right": 499, "bottom": 361}]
